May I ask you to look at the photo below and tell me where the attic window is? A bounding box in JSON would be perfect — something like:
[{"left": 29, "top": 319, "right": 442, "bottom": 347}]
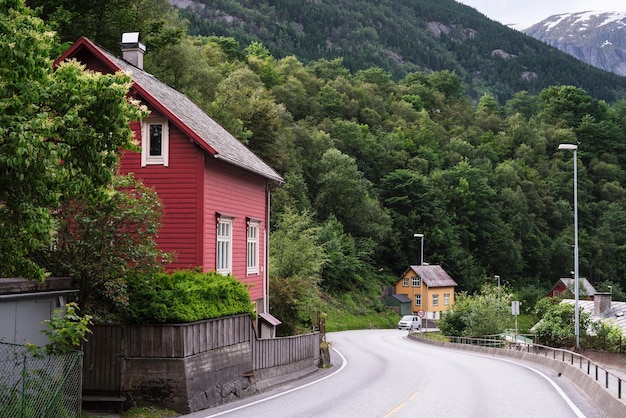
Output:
[{"left": 142, "top": 118, "right": 169, "bottom": 166}]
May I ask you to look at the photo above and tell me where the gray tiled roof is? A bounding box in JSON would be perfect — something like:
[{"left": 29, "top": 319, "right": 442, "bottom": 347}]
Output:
[
  {"left": 562, "top": 299, "right": 626, "bottom": 335},
  {"left": 408, "top": 265, "right": 458, "bottom": 287},
  {"left": 100, "top": 49, "right": 283, "bottom": 182},
  {"left": 557, "top": 277, "right": 596, "bottom": 297}
]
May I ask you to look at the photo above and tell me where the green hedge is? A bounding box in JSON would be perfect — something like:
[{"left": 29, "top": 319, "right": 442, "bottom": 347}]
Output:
[{"left": 126, "top": 270, "right": 255, "bottom": 324}]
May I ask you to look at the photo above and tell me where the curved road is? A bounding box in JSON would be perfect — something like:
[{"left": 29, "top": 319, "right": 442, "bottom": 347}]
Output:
[{"left": 191, "top": 329, "right": 602, "bottom": 418}]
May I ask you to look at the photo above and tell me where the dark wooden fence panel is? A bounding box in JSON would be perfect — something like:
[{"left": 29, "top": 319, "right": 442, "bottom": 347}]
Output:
[
  {"left": 127, "top": 324, "right": 185, "bottom": 358},
  {"left": 83, "top": 324, "right": 124, "bottom": 394},
  {"left": 252, "top": 333, "right": 319, "bottom": 370},
  {"left": 124, "top": 315, "right": 252, "bottom": 358}
]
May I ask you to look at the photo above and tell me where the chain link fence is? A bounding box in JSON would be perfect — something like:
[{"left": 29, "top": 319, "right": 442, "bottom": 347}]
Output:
[{"left": 0, "top": 342, "right": 83, "bottom": 418}]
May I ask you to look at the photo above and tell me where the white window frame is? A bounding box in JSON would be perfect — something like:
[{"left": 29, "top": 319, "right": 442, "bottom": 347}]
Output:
[
  {"left": 412, "top": 276, "right": 421, "bottom": 287},
  {"left": 432, "top": 294, "right": 439, "bottom": 307},
  {"left": 415, "top": 294, "right": 421, "bottom": 307},
  {"left": 247, "top": 220, "right": 260, "bottom": 274},
  {"left": 141, "top": 118, "right": 169, "bottom": 166},
  {"left": 217, "top": 217, "right": 233, "bottom": 274},
  {"left": 402, "top": 277, "right": 409, "bottom": 287},
  {"left": 444, "top": 293, "right": 450, "bottom": 305}
]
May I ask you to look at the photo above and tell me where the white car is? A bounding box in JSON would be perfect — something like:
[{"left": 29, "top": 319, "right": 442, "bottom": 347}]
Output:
[{"left": 398, "top": 315, "right": 421, "bottom": 330}]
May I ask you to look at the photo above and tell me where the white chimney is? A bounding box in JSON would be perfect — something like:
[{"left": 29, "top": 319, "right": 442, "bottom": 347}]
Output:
[{"left": 120, "top": 32, "right": 146, "bottom": 69}]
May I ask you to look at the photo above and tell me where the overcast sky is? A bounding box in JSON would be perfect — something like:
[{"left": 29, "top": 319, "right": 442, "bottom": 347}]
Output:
[{"left": 456, "top": 0, "right": 626, "bottom": 29}]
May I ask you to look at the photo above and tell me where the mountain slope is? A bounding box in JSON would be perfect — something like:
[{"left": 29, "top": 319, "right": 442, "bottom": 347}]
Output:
[
  {"left": 172, "top": 0, "right": 626, "bottom": 103},
  {"left": 525, "top": 11, "right": 626, "bottom": 76}
]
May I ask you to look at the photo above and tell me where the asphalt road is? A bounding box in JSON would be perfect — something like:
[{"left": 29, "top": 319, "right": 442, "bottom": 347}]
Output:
[{"left": 188, "top": 329, "right": 603, "bottom": 418}]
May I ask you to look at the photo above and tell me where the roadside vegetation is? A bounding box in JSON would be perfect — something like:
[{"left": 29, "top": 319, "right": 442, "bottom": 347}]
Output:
[
  {"left": 324, "top": 291, "right": 398, "bottom": 332},
  {"left": 436, "top": 287, "right": 625, "bottom": 351}
]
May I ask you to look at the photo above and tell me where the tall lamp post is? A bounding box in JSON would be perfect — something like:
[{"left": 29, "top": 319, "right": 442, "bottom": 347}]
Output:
[
  {"left": 559, "top": 143, "right": 580, "bottom": 350},
  {"left": 414, "top": 233, "right": 424, "bottom": 266},
  {"left": 494, "top": 275, "right": 501, "bottom": 300}
]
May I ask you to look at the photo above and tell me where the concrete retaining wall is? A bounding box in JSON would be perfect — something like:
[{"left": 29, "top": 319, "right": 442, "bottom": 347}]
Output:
[{"left": 122, "top": 341, "right": 257, "bottom": 413}]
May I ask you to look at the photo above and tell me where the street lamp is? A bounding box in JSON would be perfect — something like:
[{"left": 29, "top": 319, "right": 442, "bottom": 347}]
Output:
[
  {"left": 494, "top": 275, "right": 500, "bottom": 300},
  {"left": 558, "top": 143, "right": 580, "bottom": 350},
  {"left": 414, "top": 233, "right": 424, "bottom": 266}
]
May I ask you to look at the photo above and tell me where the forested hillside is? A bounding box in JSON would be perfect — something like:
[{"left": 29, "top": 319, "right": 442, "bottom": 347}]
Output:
[
  {"left": 24, "top": 0, "right": 626, "bottom": 325},
  {"left": 174, "top": 0, "right": 626, "bottom": 104}
]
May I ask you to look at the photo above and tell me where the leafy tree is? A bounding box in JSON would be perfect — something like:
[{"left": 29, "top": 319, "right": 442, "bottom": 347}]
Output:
[
  {"left": 313, "top": 148, "right": 391, "bottom": 241},
  {"left": 533, "top": 300, "right": 591, "bottom": 347},
  {"left": 31, "top": 175, "right": 170, "bottom": 319},
  {"left": 539, "top": 85, "right": 604, "bottom": 128},
  {"left": 588, "top": 320, "right": 624, "bottom": 351},
  {"left": 438, "top": 284, "right": 511, "bottom": 337},
  {"left": 316, "top": 84, "right": 347, "bottom": 117},
  {"left": 515, "top": 285, "right": 547, "bottom": 316},
  {"left": 269, "top": 208, "right": 325, "bottom": 335},
  {"left": 244, "top": 41, "right": 283, "bottom": 88},
  {"left": 27, "top": 0, "right": 185, "bottom": 54},
  {"left": 0, "top": 0, "right": 145, "bottom": 279},
  {"left": 428, "top": 70, "right": 464, "bottom": 99},
  {"left": 505, "top": 91, "right": 539, "bottom": 119},
  {"left": 308, "top": 57, "right": 351, "bottom": 82},
  {"left": 209, "top": 66, "right": 294, "bottom": 172},
  {"left": 317, "top": 216, "right": 375, "bottom": 293},
  {"left": 272, "top": 71, "right": 317, "bottom": 120},
  {"left": 146, "top": 36, "right": 227, "bottom": 111}
]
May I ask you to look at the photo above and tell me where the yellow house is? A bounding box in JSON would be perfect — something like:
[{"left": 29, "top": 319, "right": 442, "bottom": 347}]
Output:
[{"left": 395, "top": 265, "right": 458, "bottom": 323}]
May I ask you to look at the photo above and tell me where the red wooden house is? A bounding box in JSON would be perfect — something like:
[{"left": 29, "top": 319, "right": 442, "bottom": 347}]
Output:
[
  {"left": 548, "top": 277, "right": 596, "bottom": 301},
  {"left": 55, "top": 34, "right": 283, "bottom": 317}
]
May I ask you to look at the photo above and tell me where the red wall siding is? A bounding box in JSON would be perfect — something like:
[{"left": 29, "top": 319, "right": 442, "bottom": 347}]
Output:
[
  {"left": 203, "top": 158, "right": 268, "bottom": 301},
  {"left": 75, "top": 47, "right": 271, "bottom": 307},
  {"left": 120, "top": 119, "right": 201, "bottom": 270}
]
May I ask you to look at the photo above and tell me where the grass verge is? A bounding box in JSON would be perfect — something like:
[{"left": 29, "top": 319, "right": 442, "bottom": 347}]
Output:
[{"left": 322, "top": 291, "right": 399, "bottom": 332}]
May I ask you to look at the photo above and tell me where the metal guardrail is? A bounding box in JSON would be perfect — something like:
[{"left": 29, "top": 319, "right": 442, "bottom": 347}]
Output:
[
  {"left": 0, "top": 342, "right": 83, "bottom": 418},
  {"left": 414, "top": 332, "right": 625, "bottom": 401}
]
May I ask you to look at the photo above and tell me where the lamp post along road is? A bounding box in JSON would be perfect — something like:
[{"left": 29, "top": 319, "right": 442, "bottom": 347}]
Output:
[
  {"left": 494, "top": 275, "right": 500, "bottom": 300},
  {"left": 414, "top": 233, "right": 425, "bottom": 328},
  {"left": 414, "top": 233, "right": 424, "bottom": 266},
  {"left": 559, "top": 143, "right": 580, "bottom": 350}
]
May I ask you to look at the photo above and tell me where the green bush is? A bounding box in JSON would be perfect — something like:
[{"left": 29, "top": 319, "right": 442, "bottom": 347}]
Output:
[{"left": 126, "top": 271, "right": 255, "bottom": 324}]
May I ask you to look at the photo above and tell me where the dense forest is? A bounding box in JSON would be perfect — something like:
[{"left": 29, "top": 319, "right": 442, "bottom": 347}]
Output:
[
  {"left": 23, "top": 0, "right": 626, "bottom": 311},
  {"left": 176, "top": 0, "right": 626, "bottom": 104}
]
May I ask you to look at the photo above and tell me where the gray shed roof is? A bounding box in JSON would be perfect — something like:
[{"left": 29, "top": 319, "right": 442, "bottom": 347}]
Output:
[
  {"left": 58, "top": 37, "right": 283, "bottom": 183},
  {"left": 259, "top": 312, "right": 282, "bottom": 326},
  {"left": 407, "top": 265, "right": 458, "bottom": 288},
  {"left": 389, "top": 294, "right": 412, "bottom": 303}
]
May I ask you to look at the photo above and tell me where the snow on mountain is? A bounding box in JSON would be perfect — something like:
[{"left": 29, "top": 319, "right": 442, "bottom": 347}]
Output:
[{"left": 524, "top": 11, "right": 626, "bottom": 76}]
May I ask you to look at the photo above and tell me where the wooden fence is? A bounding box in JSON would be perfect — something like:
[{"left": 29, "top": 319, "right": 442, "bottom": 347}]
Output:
[
  {"left": 82, "top": 314, "right": 319, "bottom": 396},
  {"left": 252, "top": 332, "right": 319, "bottom": 370}
]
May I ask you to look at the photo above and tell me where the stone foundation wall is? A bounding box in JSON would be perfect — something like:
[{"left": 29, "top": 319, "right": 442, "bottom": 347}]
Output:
[{"left": 123, "top": 342, "right": 255, "bottom": 413}]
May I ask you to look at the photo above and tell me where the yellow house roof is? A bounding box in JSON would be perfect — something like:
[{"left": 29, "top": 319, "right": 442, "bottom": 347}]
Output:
[{"left": 403, "top": 265, "right": 458, "bottom": 288}]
